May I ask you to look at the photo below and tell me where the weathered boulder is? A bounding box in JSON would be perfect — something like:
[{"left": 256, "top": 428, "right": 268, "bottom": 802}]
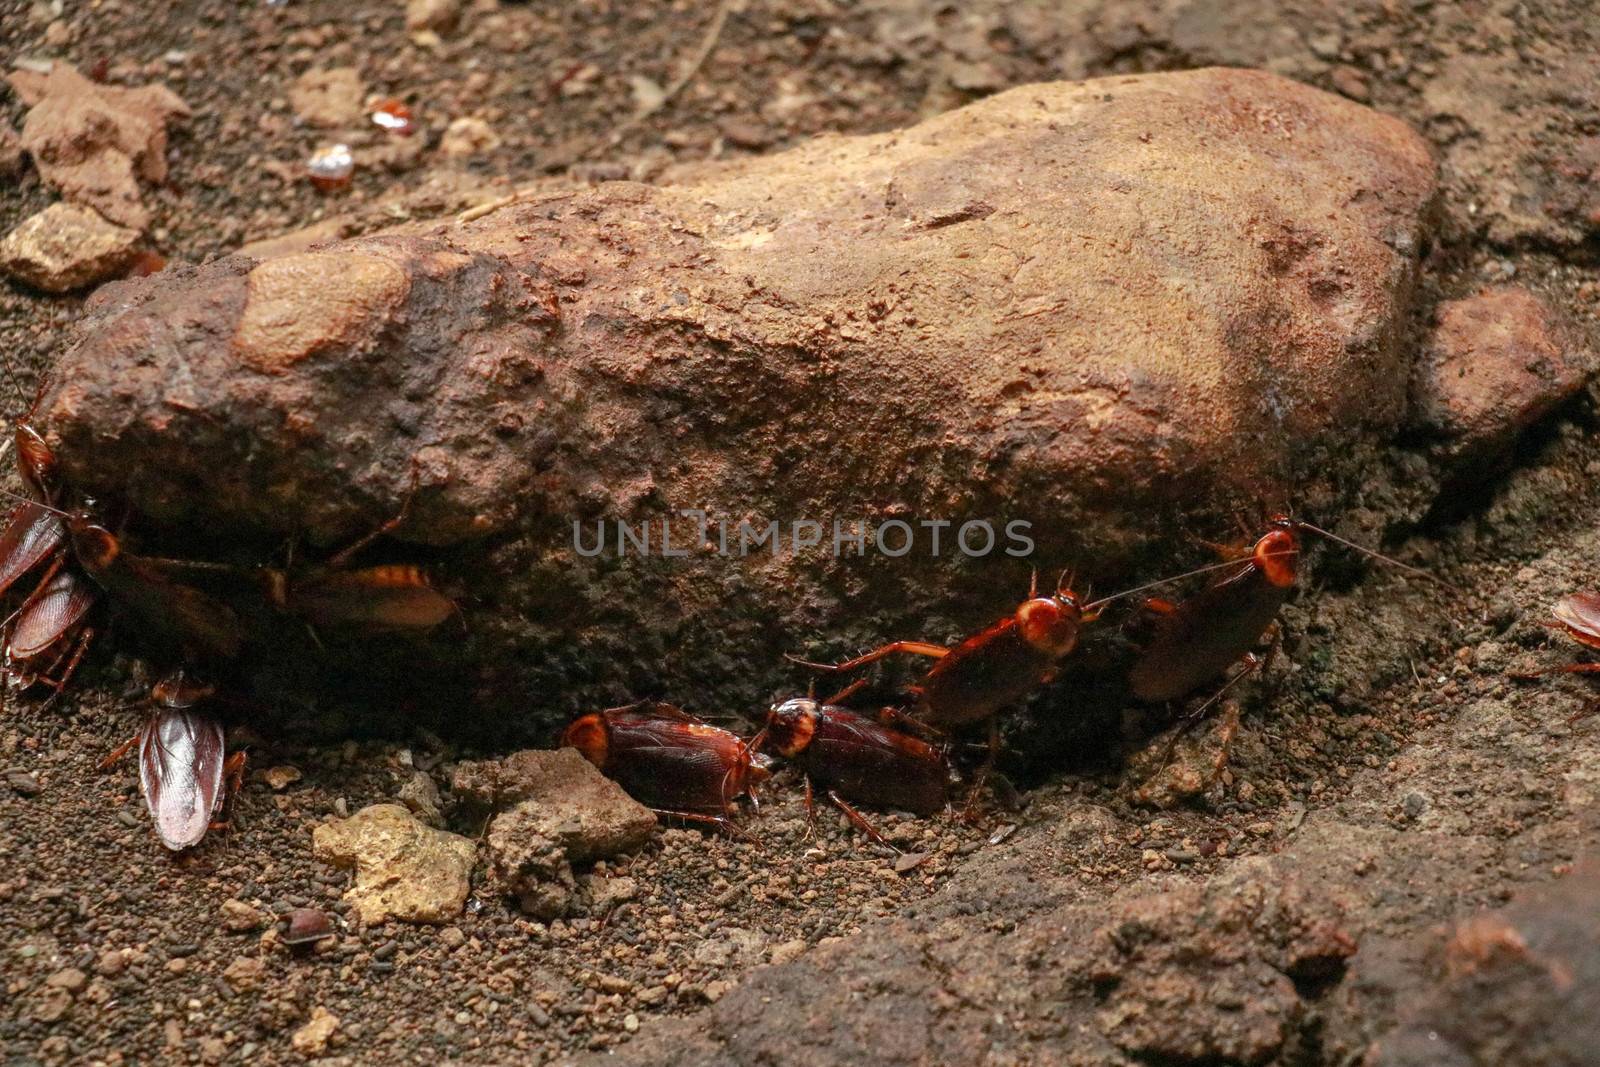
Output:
[{"left": 41, "top": 68, "right": 1437, "bottom": 734}]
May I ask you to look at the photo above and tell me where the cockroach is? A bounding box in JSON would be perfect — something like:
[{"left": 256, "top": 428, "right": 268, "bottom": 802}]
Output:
[
  {"left": 789, "top": 573, "right": 1096, "bottom": 734},
  {"left": 263, "top": 564, "right": 454, "bottom": 632},
  {"left": 1121, "top": 516, "right": 1433, "bottom": 706},
  {"left": 99, "top": 673, "right": 245, "bottom": 851},
  {"left": 260, "top": 467, "right": 454, "bottom": 633},
  {"left": 5, "top": 566, "right": 96, "bottom": 692},
  {"left": 561, "top": 701, "right": 770, "bottom": 832},
  {"left": 1511, "top": 593, "right": 1600, "bottom": 723},
  {"left": 756, "top": 696, "right": 949, "bottom": 849},
  {"left": 65, "top": 508, "right": 244, "bottom": 666},
  {"left": 1544, "top": 592, "right": 1600, "bottom": 671}
]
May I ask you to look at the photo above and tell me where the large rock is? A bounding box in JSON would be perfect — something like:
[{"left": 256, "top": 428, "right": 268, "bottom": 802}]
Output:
[
  {"left": 1412, "top": 286, "right": 1592, "bottom": 462},
  {"left": 39, "top": 68, "right": 1436, "bottom": 735}
]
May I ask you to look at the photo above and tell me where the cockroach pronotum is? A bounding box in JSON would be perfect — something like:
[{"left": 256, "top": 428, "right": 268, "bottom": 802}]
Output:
[
  {"left": 756, "top": 696, "right": 949, "bottom": 848},
  {"left": 99, "top": 672, "right": 246, "bottom": 851},
  {"left": 561, "top": 701, "right": 771, "bottom": 832}
]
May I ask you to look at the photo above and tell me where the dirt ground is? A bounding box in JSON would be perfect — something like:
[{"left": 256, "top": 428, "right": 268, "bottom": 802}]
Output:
[{"left": 2, "top": 1, "right": 1599, "bottom": 1065}]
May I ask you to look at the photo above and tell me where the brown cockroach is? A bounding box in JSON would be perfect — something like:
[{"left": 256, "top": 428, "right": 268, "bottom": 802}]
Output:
[
  {"left": 260, "top": 469, "right": 454, "bottom": 634},
  {"left": 99, "top": 672, "right": 246, "bottom": 851},
  {"left": 1544, "top": 592, "right": 1600, "bottom": 671},
  {"left": 1121, "top": 516, "right": 1433, "bottom": 706},
  {"left": 263, "top": 563, "right": 454, "bottom": 632},
  {"left": 65, "top": 508, "right": 245, "bottom": 666},
  {"left": 562, "top": 701, "right": 771, "bottom": 832},
  {"left": 756, "top": 696, "right": 949, "bottom": 848},
  {"left": 5, "top": 566, "right": 97, "bottom": 692},
  {"left": 789, "top": 572, "right": 1097, "bottom": 735}
]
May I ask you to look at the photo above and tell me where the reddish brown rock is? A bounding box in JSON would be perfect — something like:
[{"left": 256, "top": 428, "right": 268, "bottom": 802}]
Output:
[
  {"left": 0, "top": 203, "right": 140, "bottom": 293},
  {"left": 1412, "top": 286, "right": 1592, "bottom": 460},
  {"left": 7, "top": 64, "right": 189, "bottom": 231},
  {"left": 40, "top": 68, "right": 1436, "bottom": 734}
]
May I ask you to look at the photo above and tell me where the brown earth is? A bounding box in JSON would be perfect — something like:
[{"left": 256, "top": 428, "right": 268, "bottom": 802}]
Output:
[{"left": 2, "top": 1, "right": 1599, "bottom": 1066}]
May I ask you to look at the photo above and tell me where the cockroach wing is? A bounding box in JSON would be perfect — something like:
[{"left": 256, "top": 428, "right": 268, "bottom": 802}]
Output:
[
  {"left": 9, "top": 569, "right": 95, "bottom": 656},
  {"left": 290, "top": 566, "right": 455, "bottom": 630},
  {"left": 0, "top": 502, "right": 64, "bottom": 598},
  {"left": 138, "top": 708, "right": 226, "bottom": 851},
  {"left": 99, "top": 555, "right": 245, "bottom": 664},
  {"left": 1553, "top": 592, "right": 1600, "bottom": 646}
]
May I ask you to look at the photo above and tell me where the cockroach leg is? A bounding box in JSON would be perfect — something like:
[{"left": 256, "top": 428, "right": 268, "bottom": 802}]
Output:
[
  {"left": 97, "top": 731, "right": 139, "bottom": 771},
  {"left": 36, "top": 626, "right": 94, "bottom": 707},
  {"left": 786, "top": 640, "right": 952, "bottom": 674},
  {"left": 821, "top": 677, "right": 869, "bottom": 707},
  {"left": 324, "top": 460, "right": 422, "bottom": 570},
  {"left": 826, "top": 789, "right": 899, "bottom": 853},
  {"left": 651, "top": 808, "right": 756, "bottom": 840},
  {"left": 207, "top": 751, "right": 249, "bottom": 836},
  {"left": 1139, "top": 651, "right": 1266, "bottom": 788},
  {"left": 875, "top": 704, "right": 942, "bottom": 737},
  {"left": 958, "top": 719, "right": 1002, "bottom": 823}
]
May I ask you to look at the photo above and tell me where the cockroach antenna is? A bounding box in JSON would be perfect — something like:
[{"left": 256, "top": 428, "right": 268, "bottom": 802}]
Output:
[
  {"left": 1084, "top": 551, "right": 1301, "bottom": 612},
  {"left": 1292, "top": 520, "right": 1440, "bottom": 585},
  {"left": 0, "top": 484, "right": 68, "bottom": 517}
]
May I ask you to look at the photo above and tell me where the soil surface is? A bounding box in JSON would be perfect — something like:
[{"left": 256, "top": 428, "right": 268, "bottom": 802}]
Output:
[{"left": 2, "top": 2, "right": 1598, "bottom": 1066}]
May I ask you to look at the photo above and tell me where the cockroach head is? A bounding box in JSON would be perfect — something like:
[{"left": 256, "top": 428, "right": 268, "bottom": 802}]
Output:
[
  {"left": 1016, "top": 591, "right": 1083, "bottom": 657},
  {"left": 66, "top": 510, "right": 119, "bottom": 569},
  {"left": 152, "top": 671, "right": 217, "bottom": 710},
  {"left": 1253, "top": 518, "right": 1301, "bottom": 589},
  {"left": 560, "top": 712, "right": 612, "bottom": 770},
  {"left": 763, "top": 698, "right": 819, "bottom": 758}
]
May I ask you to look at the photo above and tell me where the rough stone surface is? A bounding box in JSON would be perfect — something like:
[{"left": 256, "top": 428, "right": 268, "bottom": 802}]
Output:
[
  {"left": 1370, "top": 860, "right": 1600, "bottom": 1066},
  {"left": 452, "top": 747, "right": 656, "bottom": 862},
  {"left": 310, "top": 803, "right": 476, "bottom": 925},
  {"left": 7, "top": 63, "right": 189, "bottom": 230},
  {"left": 291, "top": 1006, "right": 340, "bottom": 1057},
  {"left": 42, "top": 68, "right": 1436, "bottom": 735},
  {"left": 406, "top": 0, "right": 462, "bottom": 34},
  {"left": 1413, "top": 286, "right": 1592, "bottom": 460},
  {"left": 485, "top": 812, "right": 577, "bottom": 920},
  {"left": 0, "top": 203, "right": 140, "bottom": 293},
  {"left": 288, "top": 68, "right": 365, "bottom": 129},
  {"left": 0, "top": 120, "right": 23, "bottom": 178},
  {"left": 439, "top": 116, "right": 500, "bottom": 157}
]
